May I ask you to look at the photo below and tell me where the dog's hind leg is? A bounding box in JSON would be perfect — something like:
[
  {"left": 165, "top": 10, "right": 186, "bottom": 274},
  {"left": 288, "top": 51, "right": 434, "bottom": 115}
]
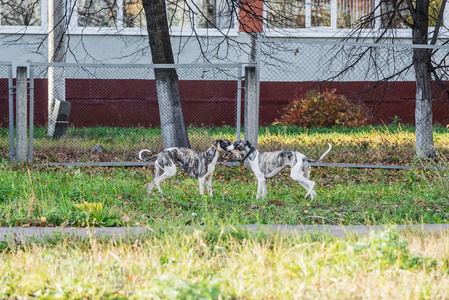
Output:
[
  {"left": 290, "top": 167, "right": 317, "bottom": 200},
  {"left": 304, "top": 168, "right": 311, "bottom": 180},
  {"left": 148, "top": 163, "right": 176, "bottom": 195},
  {"left": 294, "top": 176, "right": 316, "bottom": 200},
  {"left": 154, "top": 165, "right": 163, "bottom": 193}
]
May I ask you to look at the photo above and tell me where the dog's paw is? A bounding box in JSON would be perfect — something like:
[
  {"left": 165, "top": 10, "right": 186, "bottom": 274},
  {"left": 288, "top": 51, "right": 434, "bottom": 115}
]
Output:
[{"left": 305, "top": 191, "right": 317, "bottom": 201}]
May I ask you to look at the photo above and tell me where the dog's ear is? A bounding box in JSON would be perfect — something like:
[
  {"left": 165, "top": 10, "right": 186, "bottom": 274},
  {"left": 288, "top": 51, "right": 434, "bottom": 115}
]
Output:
[{"left": 244, "top": 140, "right": 252, "bottom": 148}]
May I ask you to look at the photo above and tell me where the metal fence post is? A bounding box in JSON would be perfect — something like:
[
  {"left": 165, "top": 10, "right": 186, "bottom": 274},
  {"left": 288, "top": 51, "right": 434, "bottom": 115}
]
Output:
[
  {"left": 244, "top": 65, "right": 259, "bottom": 148},
  {"left": 29, "top": 65, "right": 34, "bottom": 163},
  {"left": 16, "top": 66, "right": 28, "bottom": 163},
  {"left": 236, "top": 65, "right": 243, "bottom": 140},
  {"left": 8, "top": 65, "right": 15, "bottom": 162}
]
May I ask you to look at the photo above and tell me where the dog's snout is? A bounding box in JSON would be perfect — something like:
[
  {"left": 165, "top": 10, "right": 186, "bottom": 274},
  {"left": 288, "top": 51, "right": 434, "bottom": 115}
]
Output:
[
  {"left": 225, "top": 144, "right": 234, "bottom": 152},
  {"left": 216, "top": 139, "right": 231, "bottom": 152}
]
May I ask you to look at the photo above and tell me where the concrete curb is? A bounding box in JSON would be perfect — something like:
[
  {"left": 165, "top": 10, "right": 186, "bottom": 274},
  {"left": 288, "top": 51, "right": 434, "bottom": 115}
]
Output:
[{"left": 1, "top": 224, "right": 449, "bottom": 243}]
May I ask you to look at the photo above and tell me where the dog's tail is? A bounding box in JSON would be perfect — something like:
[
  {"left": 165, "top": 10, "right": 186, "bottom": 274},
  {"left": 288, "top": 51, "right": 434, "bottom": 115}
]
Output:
[
  {"left": 138, "top": 149, "right": 158, "bottom": 162},
  {"left": 308, "top": 143, "right": 332, "bottom": 162}
]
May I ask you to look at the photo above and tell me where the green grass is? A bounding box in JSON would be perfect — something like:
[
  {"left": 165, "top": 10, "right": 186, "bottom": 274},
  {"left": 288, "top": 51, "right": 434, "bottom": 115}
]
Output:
[
  {"left": 1, "top": 160, "right": 448, "bottom": 227},
  {"left": 1, "top": 125, "right": 449, "bottom": 298},
  {"left": 1, "top": 227, "right": 449, "bottom": 299},
  {"left": 1, "top": 124, "right": 448, "bottom": 226}
]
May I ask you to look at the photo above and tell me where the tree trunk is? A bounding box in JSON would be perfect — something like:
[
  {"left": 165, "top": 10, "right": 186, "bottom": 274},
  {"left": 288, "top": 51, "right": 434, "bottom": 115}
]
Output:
[
  {"left": 412, "top": 0, "right": 435, "bottom": 159},
  {"left": 142, "top": 0, "right": 190, "bottom": 149},
  {"left": 413, "top": 50, "right": 435, "bottom": 159},
  {"left": 47, "top": 0, "right": 67, "bottom": 137}
]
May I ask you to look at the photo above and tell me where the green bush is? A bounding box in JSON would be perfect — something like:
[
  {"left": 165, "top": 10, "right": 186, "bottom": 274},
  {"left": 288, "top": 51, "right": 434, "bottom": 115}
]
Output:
[{"left": 276, "top": 89, "right": 372, "bottom": 127}]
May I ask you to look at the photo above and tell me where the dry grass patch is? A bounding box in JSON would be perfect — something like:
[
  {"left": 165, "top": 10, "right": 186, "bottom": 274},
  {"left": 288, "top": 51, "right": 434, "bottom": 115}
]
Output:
[{"left": 1, "top": 228, "right": 449, "bottom": 299}]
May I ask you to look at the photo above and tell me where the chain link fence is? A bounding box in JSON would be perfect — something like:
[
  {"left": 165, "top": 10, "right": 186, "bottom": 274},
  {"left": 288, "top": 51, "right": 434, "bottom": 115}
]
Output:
[
  {"left": 5, "top": 41, "right": 449, "bottom": 165},
  {"left": 0, "top": 62, "right": 13, "bottom": 162},
  {"left": 29, "top": 63, "right": 242, "bottom": 164},
  {"left": 256, "top": 39, "right": 449, "bottom": 152}
]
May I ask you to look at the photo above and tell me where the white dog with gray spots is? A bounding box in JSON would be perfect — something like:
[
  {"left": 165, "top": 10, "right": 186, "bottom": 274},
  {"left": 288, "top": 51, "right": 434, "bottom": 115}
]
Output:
[
  {"left": 139, "top": 139, "right": 231, "bottom": 196},
  {"left": 226, "top": 140, "right": 332, "bottom": 200}
]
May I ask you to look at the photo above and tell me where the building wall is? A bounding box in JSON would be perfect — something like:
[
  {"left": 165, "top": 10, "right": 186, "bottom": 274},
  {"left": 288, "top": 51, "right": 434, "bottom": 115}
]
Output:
[{"left": 1, "top": 1, "right": 449, "bottom": 127}]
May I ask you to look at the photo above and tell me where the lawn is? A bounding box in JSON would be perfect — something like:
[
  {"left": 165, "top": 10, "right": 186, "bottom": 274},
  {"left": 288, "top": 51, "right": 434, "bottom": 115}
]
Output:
[
  {"left": 1, "top": 124, "right": 449, "bottom": 299},
  {"left": 1, "top": 227, "right": 448, "bottom": 299},
  {"left": 1, "top": 132, "right": 448, "bottom": 227}
]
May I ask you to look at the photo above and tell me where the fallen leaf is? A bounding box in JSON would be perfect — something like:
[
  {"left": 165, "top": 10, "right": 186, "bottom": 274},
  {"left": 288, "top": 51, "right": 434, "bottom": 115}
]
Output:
[{"left": 74, "top": 203, "right": 103, "bottom": 214}]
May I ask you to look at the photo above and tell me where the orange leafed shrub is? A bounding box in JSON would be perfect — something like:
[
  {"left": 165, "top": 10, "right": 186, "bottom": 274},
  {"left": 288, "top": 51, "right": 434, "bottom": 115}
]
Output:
[{"left": 275, "top": 89, "right": 372, "bottom": 127}]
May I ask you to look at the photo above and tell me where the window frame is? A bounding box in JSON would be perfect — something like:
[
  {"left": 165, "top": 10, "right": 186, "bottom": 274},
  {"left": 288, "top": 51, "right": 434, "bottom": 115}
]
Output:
[
  {"left": 1, "top": 0, "right": 448, "bottom": 38},
  {"left": 0, "top": 0, "right": 239, "bottom": 36},
  {"left": 263, "top": 0, "right": 449, "bottom": 38},
  {"left": 0, "top": 0, "right": 48, "bottom": 34}
]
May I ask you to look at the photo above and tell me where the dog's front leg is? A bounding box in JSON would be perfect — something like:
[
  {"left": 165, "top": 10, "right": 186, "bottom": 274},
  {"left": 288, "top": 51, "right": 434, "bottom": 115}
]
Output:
[
  {"left": 262, "top": 180, "right": 267, "bottom": 198},
  {"left": 205, "top": 175, "right": 213, "bottom": 197},
  {"left": 256, "top": 178, "right": 266, "bottom": 199},
  {"left": 198, "top": 177, "right": 206, "bottom": 196}
]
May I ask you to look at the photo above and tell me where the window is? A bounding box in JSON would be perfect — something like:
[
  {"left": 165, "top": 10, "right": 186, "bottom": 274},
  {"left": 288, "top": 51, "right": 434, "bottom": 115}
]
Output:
[
  {"left": 380, "top": 0, "right": 409, "bottom": 29},
  {"left": 266, "top": 0, "right": 374, "bottom": 30},
  {"left": 73, "top": 0, "right": 235, "bottom": 33},
  {"left": 267, "top": 0, "right": 306, "bottom": 28},
  {"left": 77, "top": 0, "right": 117, "bottom": 27},
  {"left": 0, "top": 0, "right": 42, "bottom": 26},
  {"left": 121, "top": 0, "right": 193, "bottom": 29},
  {"left": 380, "top": 0, "right": 443, "bottom": 29},
  {"left": 167, "top": 0, "right": 191, "bottom": 28},
  {"left": 194, "top": 0, "right": 235, "bottom": 29},
  {"left": 338, "top": 0, "right": 373, "bottom": 28},
  {"left": 121, "top": 0, "right": 234, "bottom": 30},
  {"left": 311, "top": 0, "right": 331, "bottom": 27},
  {"left": 123, "top": 0, "right": 147, "bottom": 28}
]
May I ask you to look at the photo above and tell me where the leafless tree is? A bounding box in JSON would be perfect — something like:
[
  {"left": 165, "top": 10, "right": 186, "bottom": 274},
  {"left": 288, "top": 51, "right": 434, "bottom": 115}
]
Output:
[
  {"left": 332, "top": 0, "right": 448, "bottom": 159},
  {"left": 141, "top": 0, "right": 190, "bottom": 148},
  {"left": 11, "top": 0, "right": 443, "bottom": 157}
]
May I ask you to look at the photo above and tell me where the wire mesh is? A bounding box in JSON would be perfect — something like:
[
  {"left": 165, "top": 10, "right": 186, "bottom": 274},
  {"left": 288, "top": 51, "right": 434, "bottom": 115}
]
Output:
[
  {"left": 0, "top": 63, "right": 12, "bottom": 162},
  {"left": 257, "top": 40, "right": 449, "bottom": 152},
  {"left": 30, "top": 63, "right": 241, "bottom": 164}
]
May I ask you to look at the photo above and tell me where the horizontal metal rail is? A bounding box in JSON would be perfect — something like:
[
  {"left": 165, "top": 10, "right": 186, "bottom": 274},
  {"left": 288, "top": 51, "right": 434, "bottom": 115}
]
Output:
[
  {"left": 36, "top": 161, "right": 242, "bottom": 167},
  {"left": 28, "top": 62, "right": 244, "bottom": 69},
  {"left": 258, "top": 38, "right": 449, "bottom": 50},
  {"left": 33, "top": 161, "right": 441, "bottom": 170},
  {"left": 311, "top": 162, "right": 425, "bottom": 170}
]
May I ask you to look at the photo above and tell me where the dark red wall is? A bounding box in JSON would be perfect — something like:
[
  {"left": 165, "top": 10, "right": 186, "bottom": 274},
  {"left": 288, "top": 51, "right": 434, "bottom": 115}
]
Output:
[
  {"left": 1, "top": 79, "right": 449, "bottom": 128},
  {"left": 15, "top": 79, "right": 240, "bottom": 127},
  {"left": 259, "top": 81, "right": 449, "bottom": 126}
]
